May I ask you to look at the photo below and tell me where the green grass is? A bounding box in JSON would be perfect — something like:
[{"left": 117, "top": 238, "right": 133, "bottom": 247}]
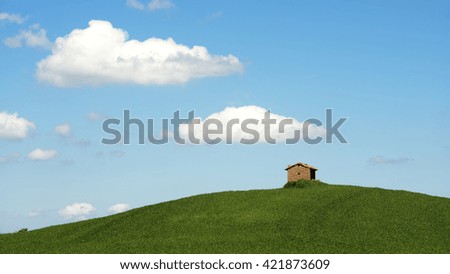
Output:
[
  {"left": 1, "top": 183, "right": 449, "bottom": 253},
  {"left": 283, "top": 179, "right": 328, "bottom": 188}
]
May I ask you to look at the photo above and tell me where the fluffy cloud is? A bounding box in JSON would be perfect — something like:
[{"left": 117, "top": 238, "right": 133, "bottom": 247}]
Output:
[
  {"left": 36, "top": 20, "right": 243, "bottom": 87},
  {"left": 0, "top": 112, "right": 35, "bottom": 140},
  {"left": 4, "top": 24, "right": 52, "bottom": 50},
  {"left": 54, "top": 122, "right": 71, "bottom": 137},
  {"left": 59, "top": 203, "right": 96, "bottom": 219},
  {"left": 0, "top": 152, "right": 20, "bottom": 164},
  {"left": 0, "top": 12, "right": 25, "bottom": 24},
  {"left": 369, "top": 156, "right": 413, "bottom": 165},
  {"left": 178, "top": 105, "right": 326, "bottom": 144},
  {"left": 127, "top": 0, "right": 174, "bottom": 11},
  {"left": 27, "top": 148, "right": 58, "bottom": 161},
  {"left": 107, "top": 203, "right": 131, "bottom": 214}
]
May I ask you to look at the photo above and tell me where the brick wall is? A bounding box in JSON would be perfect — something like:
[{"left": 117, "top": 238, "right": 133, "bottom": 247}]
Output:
[{"left": 287, "top": 165, "right": 313, "bottom": 182}]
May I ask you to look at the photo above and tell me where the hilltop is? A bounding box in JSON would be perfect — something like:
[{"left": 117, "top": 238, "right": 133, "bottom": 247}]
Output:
[{"left": 0, "top": 182, "right": 449, "bottom": 253}]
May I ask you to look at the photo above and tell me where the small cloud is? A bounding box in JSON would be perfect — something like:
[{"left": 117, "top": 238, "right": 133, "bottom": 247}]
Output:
[
  {"left": 58, "top": 203, "right": 96, "bottom": 219},
  {"left": 0, "top": 111, "right": 35, "bottom": 140},
  {"left": 54, "top": 122, "right": 71, "bottom": 137},
  {"left": 86, "top": 112, "right": 108, "bottom": 122},
  {"left": 110, "top": 150, "right": 125, "bottom": 158},
  {"left": 107, "top": 203, "right": 131, "bottom": 214},
  {"left": 27, "top": 148, "right": 57, "bottom": 161},
  {"left": 368, "top": 156, "right": 413, "bottom": 165},
  {"left": 0, "top": 152, "right": 20, "bottom": 164},
  {"left": 126, "top": 0, "right": 145, "bottom": 10},
  {"left": 28, "top": 209, "right": 43, "bottom": 217},
  {"left": 148, "top": 0, "right": 174, "bottom": 11},
  {"left": 0, "top": 12, "right": 25, "bottom": 24},
  {"left": 54, "top": 122, "right": 91, "bottom": 146},
  {"left": 4, "top": 24, "right": 52, "bottom": 50}
]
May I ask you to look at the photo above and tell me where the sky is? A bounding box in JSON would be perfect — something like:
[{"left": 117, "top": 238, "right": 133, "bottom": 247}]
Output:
[{"left": 1, "top": 0, "right": 449, "bottom": 233}]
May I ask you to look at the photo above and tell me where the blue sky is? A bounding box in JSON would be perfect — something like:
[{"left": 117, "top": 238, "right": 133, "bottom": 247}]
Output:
[{"left": 1, "top": 0, "right": 449, "bottom": 233}]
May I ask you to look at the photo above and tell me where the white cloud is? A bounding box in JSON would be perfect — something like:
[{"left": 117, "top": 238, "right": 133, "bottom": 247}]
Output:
[
  {"left": 36, "top": 20, "right": 243, "bottom": 87},
  {"left": 28, "top": 209, "right": 43, "bottom": 217},
  {"left": 86, "top": 112, "right": 108, "bottom": 122},
  {"left": 148, "top": 0, "right": 174, "bottom": 11},
  {"left": 0, "top": 111, "right": 35, "bottom": 140},
  {"left": 54, "top": 122, "right": 71, "bottom": 137},
  {"left": 179, "top": 105, "right": 326, "bottom": 144},
  {"left": 27, "top": 148, "right": 58, "bottom": 161},
  {"left": 59, "top": 203, "right": 96, "bottom": 219},
  {"left": 369, "top": 156, "right": 413, "bottom": 165},
  {"left": 0, "top": 12, "right": 25, "bottom": 24},
  {"left": 126, "top": 0, "right": 145, "bottom": 10},
  {"left": 107, "top": 203, "right": 131, "bottom": 214},
  {"left": 0, "top": 152, "right": 20, "bottom": 164},
  {"left": 4, "top": 24, "right": 52, "bottom": 50},
  {"left": 54, "top": 122, "right": 90, "bottom": 146}
]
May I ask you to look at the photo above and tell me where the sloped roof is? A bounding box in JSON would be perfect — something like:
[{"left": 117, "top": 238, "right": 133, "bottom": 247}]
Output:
[{"left": 285, "top": 162, "right": 318, "bottom": 171}]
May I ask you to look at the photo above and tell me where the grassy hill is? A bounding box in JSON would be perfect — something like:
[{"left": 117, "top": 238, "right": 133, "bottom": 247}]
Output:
[{"left": 1, "top": 182, "right": 449, "bottom": 253}]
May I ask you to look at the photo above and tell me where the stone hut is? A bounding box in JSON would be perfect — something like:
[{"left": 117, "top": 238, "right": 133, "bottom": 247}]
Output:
[{"left": 285, "top": 162, "right": 318, "bottom": 182}]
